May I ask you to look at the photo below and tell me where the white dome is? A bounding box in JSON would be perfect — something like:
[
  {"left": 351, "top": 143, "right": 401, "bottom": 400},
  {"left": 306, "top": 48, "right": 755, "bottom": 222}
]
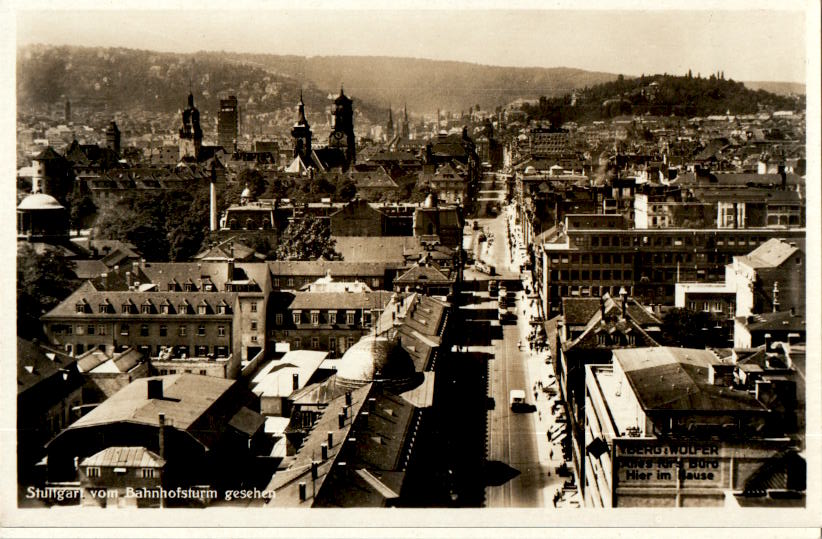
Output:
[
  {"left": 240, "top": 187, "right": 252, "bottom": 198},
  {"left": 18, "top": 193, "right": 64, "bottom": 210},
  {"left": 524, "top": 166, "right": 537, "bottom": 175},
  {"left": 335, "top": 335, "right": 416, "bottom": 383}
]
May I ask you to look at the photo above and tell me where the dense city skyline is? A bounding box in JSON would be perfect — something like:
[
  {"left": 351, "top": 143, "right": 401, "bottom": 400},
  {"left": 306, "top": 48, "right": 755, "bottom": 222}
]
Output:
[{"left": 15, "top": 5, "right": 808, "bottom": 84}]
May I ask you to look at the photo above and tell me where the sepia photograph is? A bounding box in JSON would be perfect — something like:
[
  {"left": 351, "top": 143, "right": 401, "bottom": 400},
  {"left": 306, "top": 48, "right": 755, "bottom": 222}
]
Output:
[{"left": 3, "top": 0, "right": 820, "bottom": 533}]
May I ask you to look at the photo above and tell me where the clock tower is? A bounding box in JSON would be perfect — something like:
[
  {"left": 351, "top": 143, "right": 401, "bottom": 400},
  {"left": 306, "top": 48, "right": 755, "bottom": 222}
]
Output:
[{"left": 329, "top": 85, "right": 355, "bottom": 166}]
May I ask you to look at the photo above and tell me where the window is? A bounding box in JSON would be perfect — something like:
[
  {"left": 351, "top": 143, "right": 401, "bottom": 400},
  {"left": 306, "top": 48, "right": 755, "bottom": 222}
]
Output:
[
  {"left": 274, "top": 278, "right": 280, "bottom": 287},
  {"left": 293, "top": 338, "right": 301, "bottom": 349},
  {"left": 178, "top": 303, "right": 188, "bottom": 314},
  {"left": 198, "top": 304, "right": 207, "bottom": 315},
  {"left": 293, "top": 312, "right": 301, "bottom": 325},
  {"left": 141, "top": 304, "right": 151, "bottom": 314},
  {"left": 251, "top": 335, "right": 258, "bottom": 343},
  {"left": 121, "top": 303, "right": 131, "bottom": 314},
  {"left": 98, "top": 325, "right": 106, "bottom": 336},
  {"left": 713, "top": 301, "right": 722, "bottom": 312},
  {"left": 288, "top": 278, "right": 294, "bottom": 287},
  {"left": 167, "top": 282, "right": 176, "bottom": 291},
  {"left": 251, "top": 321, "right": 258, "bottom": 331},
  {"left": 87, "top": 325, "right": 95, "bottom": 335},
  {"left": 364, "top": 312, "right": 372, "bottom": 327},
  {"left": 161, "top": 304, "right": 170, "bottom": 314},
  {"left": 312, "top": 337, "right": 320, "bottom": 350},
  {"left": 99, "top": 303, "right": 109, "bottom": 314},
  {"left": 120, "top": 323, "right": 129, "bottom": 336},
  {"left": 372, "top": 278, "right": 380, "bottom": 288},
  {"left": 591, "top": 237, "right": 599, "bottom": 247},
  {"left": 329, "top": 312, "right": 337, "bottom": 325},
  {"left": 184, "top": 283, "right": 194, "bottom": 292},
  {"left": 140, "top": 324, "right": 149, "bottom": 337},
  {"left": 86, "top": 467, "right": 100, "bottom": 478},
  {"left": 217, "top": 304, "right": 227, "bottom": 314},
  {"left": 75, "top": 303, "right": 85, "bottom": 313},
  {"left": 159, "top": 325, "right": 167, "bottom": 337},
  {"left": 347, "top": 337, "right": 355, "bottom": 348},
  {"left": 275, "top": 313, "right": 283, "bottom": 326},
  {"left": 346, "top": 311, "right": 355, "bottom": 325},
  {"left": 199, "top": 370, "right": 207, "bottom": 376},
  {"left": 311, "top": 312, "right": 319, "bottom": 326},
  {"left": 179, "top": 326, "right": 187, "bottom": 337},
  {"left": 250, "top": 302, "right": 258, "bottom": 313},
  {"left": 218, "top": 325, "right": 225, "bottom": 337},
  {"left": 197, "top": 325, "right": 206, "bottom": 336},
  {"left": 140, "top": 468, "right": 155, "bottom": 479},
  {"left": 702, "top": 302, "right": 710, "bottom": 312}
]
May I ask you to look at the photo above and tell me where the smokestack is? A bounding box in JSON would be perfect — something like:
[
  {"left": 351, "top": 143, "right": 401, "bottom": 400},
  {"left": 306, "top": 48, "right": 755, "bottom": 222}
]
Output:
[
  {"left": 210, "top": 180, "right": 217, "bottom": 232},
  {"left": 321, "top": 443, "right": 328, "bottom": 460},
  {"left": 227, "top": 258, "right": 235, "bottom": 282},
  {"left": 298, "top": 482, "right": 307, "bottom": 501},
  {"left": 292, "top": 373, "right": 299, "bottom": 391},
  {"left": 327, "top": 431, "right": 333, "bottom": 447},
  {"left": 158, "top": 413, "right": 166, "bottom": 459}
]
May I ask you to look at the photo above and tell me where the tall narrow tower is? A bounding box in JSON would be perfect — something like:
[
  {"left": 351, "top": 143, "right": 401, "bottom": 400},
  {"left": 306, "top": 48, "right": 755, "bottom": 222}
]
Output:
[
  {"left": 329, "top": 85, "right": 355, "bottom": 166},
  {"left": 291, "top": 90, "right": 312, "bottom": 162},
  {"left": 218, "top": 95, "right": 239, "bottom": 152},
  {"left": 386, "top": 105, "right": 394, "bottom": 140},
  {"left": 179, "top": 92, "right": 203, "bottom": 161}
]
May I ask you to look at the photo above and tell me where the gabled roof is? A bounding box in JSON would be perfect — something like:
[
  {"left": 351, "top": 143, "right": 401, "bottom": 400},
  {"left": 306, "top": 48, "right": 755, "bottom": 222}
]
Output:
[
  {"left": 394, "top": 263, "right": 453, "bottom": 284},
  {"left": 331, "top": 236, "right": 415, "bottom": 263},
  {"left": 739, "top": 311, "right": 806, "bottom": 332},
  {"left": 288, "top": 290, "right": 394, "bottom": 311},
  {"left": 66, "top": 374, "right": 236, "bottom": 433},
  {"left": 269, "top": 260, "right": 404, "bottom": 278},
  {"left": 80, "top": 446, "right": 165, "bottom": 469},
  {"left": 17, "top": 338, "right": 76, "bottom": 394},
  {"left": 42, "top": 287, "right": 238, "bottom": 318}
]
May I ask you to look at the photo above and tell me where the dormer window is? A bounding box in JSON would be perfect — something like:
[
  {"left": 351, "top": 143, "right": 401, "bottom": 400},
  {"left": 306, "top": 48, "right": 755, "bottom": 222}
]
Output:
[
  {"left": 75, "top": 302, "right": 86, "bottom": 314},
  {"left": 184, "top": 281, "right": 195, "bottom": 292},
  {"left": 329, "top": 311, "right": 337, "bottom": 325},
  {"left": 178, "top": 301, "right": 190, "bottom": 314},
  {"left": 99, "top": 301, "right": 111, "bottom": 314},
  {"left": 167, "top": 281, "right": 177, "bottom": 292},
  {"left": 311, "top": 311, "right": 319, "bottom": 326},
  {"left": 121, "top": 301, "right": 134, "bottom": 314},
  {"left": 198, "top": 302, "right": 208, "bottom": 315},
  {"left": 346, "top": 311, "right": 355, "bottom": 325},
  {"left": 161, "top": 300, "right": 171, "bottom": 314},
  {"left": 141, "top": 301, "right": 152, "bottom": 314},
  {"left": 293, "top": 311, "right": 302, "bottom": 325},
  {"left": 217, "top": 300, "right": 228, "bottom": 314}
]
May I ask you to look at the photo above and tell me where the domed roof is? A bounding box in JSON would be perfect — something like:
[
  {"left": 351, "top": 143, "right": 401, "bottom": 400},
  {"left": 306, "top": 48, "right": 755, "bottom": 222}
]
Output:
[
  {"left": 18, "top": 193, "right": 64, "bottom": 210},
  {"left": 524, "top": 165, "right": 537, "bottom": 175},
  {"left": 335, "top": 335, "right": 416, "bottom": 383},
  {"left": 240, "top": 187, "right": 252, "bottom": 198}
]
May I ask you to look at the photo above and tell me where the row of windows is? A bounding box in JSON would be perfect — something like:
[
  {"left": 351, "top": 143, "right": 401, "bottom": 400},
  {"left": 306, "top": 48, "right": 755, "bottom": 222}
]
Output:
[
  {"left": 85, "top": 467, "right": 156, "bottom": 479},
  {"left": 550, "top": 253, "right": 632, "bottom": 266},
  {"left": 53, "top": 323, "right": 228, "bottom": 338},
  {"left": 278, "top": 310, "right": 369, "bottom": 327},
  {"left": 549, "top": 269, "right": 634, "bottom": 282},
  {"left": 76, "top": 302, "right": 232, "bottom": 315},
  {"left": 580, "top": 234, "right": 774, "bottom": 249},
  {"left": 159, "top": 369, "right": 210, "bottom": 376},
  {"left": 687, "top": 300, "right": 733, "bottom": 313},
  {"left": 290, "top": 336, "right": 357, "bottom": 350}
]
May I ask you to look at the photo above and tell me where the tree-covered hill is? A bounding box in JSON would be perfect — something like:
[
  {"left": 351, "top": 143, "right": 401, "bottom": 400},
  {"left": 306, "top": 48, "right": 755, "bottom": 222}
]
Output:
[{"left": 522, "top": 73, "right": 805, "bottom": 125}]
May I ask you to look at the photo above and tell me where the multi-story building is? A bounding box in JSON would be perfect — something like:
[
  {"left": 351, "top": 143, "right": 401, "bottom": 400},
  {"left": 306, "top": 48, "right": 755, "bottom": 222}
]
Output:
[
  {"left": 539, "top": 213, "right": 805, "bottom": 316},
  {"left": 528, "top": 127, "right": 571, "bottom": 158},
  {"left": 583, "top": 347, "right": 804, "bottom": 507},
  {"left": 218, "top": 95, "right": 239, "bottom": 152},
  {"left": 41, "top": 261, "right": 270, "bottom": 378}
]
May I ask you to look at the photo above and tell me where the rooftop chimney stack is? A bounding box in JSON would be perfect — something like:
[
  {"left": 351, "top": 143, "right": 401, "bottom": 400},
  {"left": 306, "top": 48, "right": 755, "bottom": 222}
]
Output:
[
  {"left": 764, "top": 333, "right": 771, "bottom": 351},
  {"left": 158, "top": 413, "right": 166, "bottom": 459},
  {"left": 327, "top": 431, "right": 333, "bottom": 447},
  {"left": 126, "top": 271, "right": 133, "bottom": 290},
  {"left": 292, "top": 373, "right": 299, "bottom": 391},
  {"left": 338, "top": 412, "right": 345, "bottom": 429},
  {"left": 321, "top": 443, "right": 328, "bottom": 460},
  {"left": 298, "top": 482, "right": 307, "bottom": 501},
  {"left": 345, "top": 391, "right": 352, "bottom": 406},
  {"left": 147, "top": 379, "right": 163, "bottom": 400},
  {"left": 772, "top": 281, "right": 780, "bottom": 312}
]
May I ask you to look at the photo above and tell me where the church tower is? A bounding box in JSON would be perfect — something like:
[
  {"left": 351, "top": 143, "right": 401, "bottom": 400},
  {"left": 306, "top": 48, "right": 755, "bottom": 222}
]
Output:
[
  {"left": 401, "top": 103, "right": 410, "bottom": 139},
  {"left": 291, "top": 91, "right": 313, "bottom": 162},
  {"left": 179, "top": 92, "right": 203, "bottom": 161},
  {"left": 329, "top": 85, "right": 355, "bottom": 166},
  {"left": 386, "top": 105, "right": 394, "bottom": 140}
]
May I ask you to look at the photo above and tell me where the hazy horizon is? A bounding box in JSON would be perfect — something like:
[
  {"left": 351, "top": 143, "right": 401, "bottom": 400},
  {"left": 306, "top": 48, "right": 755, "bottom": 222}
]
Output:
[{"left": 16, "top": 8, "right": 808, "bottom": 84}]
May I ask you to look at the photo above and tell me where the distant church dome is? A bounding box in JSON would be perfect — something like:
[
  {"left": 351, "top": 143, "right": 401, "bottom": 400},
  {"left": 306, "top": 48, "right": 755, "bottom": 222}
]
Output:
[{"left": 17, "top": 193, "right": 64, "bottom": 210}]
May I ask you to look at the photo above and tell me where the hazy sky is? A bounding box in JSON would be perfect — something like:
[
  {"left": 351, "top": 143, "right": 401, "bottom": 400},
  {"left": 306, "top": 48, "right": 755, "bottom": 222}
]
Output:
[{"left": 14, "top": 4, "right": 809, "bottom": 83}]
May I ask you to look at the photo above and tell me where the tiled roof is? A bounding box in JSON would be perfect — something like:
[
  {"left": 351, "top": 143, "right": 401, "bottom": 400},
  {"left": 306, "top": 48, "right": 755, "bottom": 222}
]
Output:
[
  {"left": 42, "top": 285, "right": 238, "bottom": 318},
  {"left": 88, "top": 261, "right": 268, "bottom": 292},
  {"left": 741, "top": 311, "right": 806, "bottom": 332},
  {"left": 614, "top": 347, "right": 767, "bottom": 412},
  {"left": 737, "top": 238, "right": 800, "bottom": 269},
  {"left": 394, "top": 263, "right": 453, "bottom": 284},
  {"left": 80, "top": 446, "right": 165, "bottom": 469},
  {"left": 269, "top": 260, "right": 404, "bottom": 278},
  {"left": 331, "top": 236, "right": 416, "bottom": 263},
  {"left": 67, "top": 374, "right": 236, "bottom": 432},
  {"left": 288, "top": 290, "right": 394, "bottom": 311},
  {"left": 17, "top": 338, "right": 76, "bottom": 394}
]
